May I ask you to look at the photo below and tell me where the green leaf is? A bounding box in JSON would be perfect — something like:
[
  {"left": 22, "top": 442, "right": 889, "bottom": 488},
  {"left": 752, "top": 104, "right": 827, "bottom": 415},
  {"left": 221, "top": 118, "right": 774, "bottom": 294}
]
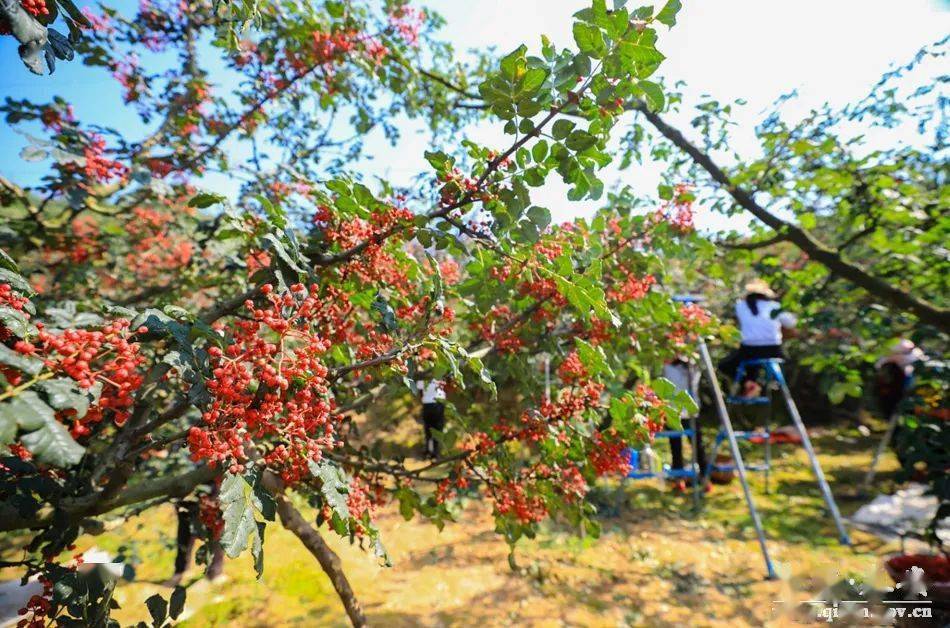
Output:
[
  {"left": 188, "top": 192, "right": 227, "bottom": 209},
  {"left": 551, "top": 119, "right": 575, "bottom": 140},
  {"left": 500, "top": 44, "right": 528, "bottom": 80},
  {"left": 309, "top": 459, "right": 350, "bottom": 522},
  {"left": 37, "top": 378, "right": 96, "bottom": 419},
  {"left": 424, "top": 150, "right": 454, "bottom": 173},
  {"left": 526, "top": 206, "right": 551, "bottom": 232},
  {"left": 372, "top": 293, "right": 398, "bottom": 332},
  {"left": 566, "top": 130, "right": 597, "bottom": 152},
  {"left": 618, "top": 35, "right": 665, "bottom": 75},
  {"left": 20, "top": 145, "right": 48, "bottom": 162},
  {"left": 531, "top": 140, "right": 548, "bottom": 163},
  {"left": 655, "top": 0, "right": 682, "bottom": 26},
  {"left": 0, "top": 344, "right": 43, "bottom": 376},
  {"left": 145, "top": 594, "right": 167, "bottom": 628},
  {"left": 2, "top": 391, "right": 85, "bottom": 466},
  {"left": 219, "top": 471, "right": 262, "bottom": 559},
  {"left": 519, "top": 67, "right": 548, "bottom": 95},
  {"left": 575, "top": 338, "right": 614, "bottom": 378},
  {"left": 252, "top": 521, "right": 265, "bottom": 579},
  {"left": 0, "top": 305, "right": 34, "bottom": 338},
  {"left": 572, "top": 22, "right": 607, "bottom": 58},
  {"left": 257, "top": 195, "right": 287, "bottom": 230},
  {"left": 0, "top": 248, "right": 19, "bottom": 273},
  {"left": 638, "top": 80, "right": 664, "bottom": 111},
  {"left": 0, "top": 268, "right": 34, "bottom": 296},
  {"left": 169, "top": 586, "right": 186, "bottom": 620}
]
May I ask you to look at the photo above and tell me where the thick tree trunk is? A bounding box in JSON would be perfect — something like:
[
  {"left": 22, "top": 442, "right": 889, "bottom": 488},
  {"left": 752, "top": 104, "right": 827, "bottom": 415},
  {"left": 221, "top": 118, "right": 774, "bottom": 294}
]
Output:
[
  {"left": 258, "top": 470, "right": 366, "bottom": 626},
  {"left": 632, "top": 100, "right": 950, "bottom": 333}
]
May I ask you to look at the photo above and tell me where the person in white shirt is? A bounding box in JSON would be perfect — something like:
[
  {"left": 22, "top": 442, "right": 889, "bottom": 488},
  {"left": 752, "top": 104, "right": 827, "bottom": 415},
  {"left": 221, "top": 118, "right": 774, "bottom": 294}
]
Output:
[
  {"left": 719, "top": 279, "right": 798, "bottom": 396},
  {"left": 416, "top": 379, "right": 446, "bottom": 459}
]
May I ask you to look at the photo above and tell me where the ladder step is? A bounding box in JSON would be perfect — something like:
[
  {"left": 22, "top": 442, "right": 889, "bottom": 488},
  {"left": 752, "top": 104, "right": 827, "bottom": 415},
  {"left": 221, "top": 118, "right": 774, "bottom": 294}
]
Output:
[
  {"left": 654, "top": 429, "right": 695, "bottom": 439},
  {"left": 711, "top": 463, "right": 770, "bottom": 473},
  {"left": 662, "top": 467, "right": 699, "bottom": 479},
  {"left": 717, "top": 430, "right": 770, "bottom": 441},
  {"left": 727, "top": 395, "right": 771, "bottom": 405}
]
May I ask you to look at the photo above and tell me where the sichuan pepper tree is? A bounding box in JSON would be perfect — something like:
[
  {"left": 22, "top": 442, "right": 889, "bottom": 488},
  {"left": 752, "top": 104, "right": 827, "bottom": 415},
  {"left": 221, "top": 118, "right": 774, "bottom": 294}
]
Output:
[
  {"left": 0, "top": 1, "right": 715, "bottom": 625},
  {"left": 614, "top": 39, "right": 948, "bottom": 405}
]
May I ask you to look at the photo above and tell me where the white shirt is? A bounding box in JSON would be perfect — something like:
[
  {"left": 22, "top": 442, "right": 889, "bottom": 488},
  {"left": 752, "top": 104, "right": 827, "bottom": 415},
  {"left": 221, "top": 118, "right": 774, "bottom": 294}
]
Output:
[
  {"left": 735, "top": 299, "right": 796, "bottom": 346},
  {"left": 417, "top": 380, "right": 446, "bottom": 404}
]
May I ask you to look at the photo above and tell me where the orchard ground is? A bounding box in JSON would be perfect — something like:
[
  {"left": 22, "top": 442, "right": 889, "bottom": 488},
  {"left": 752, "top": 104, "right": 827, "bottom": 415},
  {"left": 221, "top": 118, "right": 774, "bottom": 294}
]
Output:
[{"left": 21, "top": 414, "right": 916, "bottom": 627}]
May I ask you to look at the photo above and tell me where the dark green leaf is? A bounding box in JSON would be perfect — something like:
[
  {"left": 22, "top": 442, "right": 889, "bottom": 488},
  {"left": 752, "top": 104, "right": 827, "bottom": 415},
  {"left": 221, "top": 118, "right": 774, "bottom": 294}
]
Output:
[{"left": 188, "top": 192, "right": 227, "bottom": 209}]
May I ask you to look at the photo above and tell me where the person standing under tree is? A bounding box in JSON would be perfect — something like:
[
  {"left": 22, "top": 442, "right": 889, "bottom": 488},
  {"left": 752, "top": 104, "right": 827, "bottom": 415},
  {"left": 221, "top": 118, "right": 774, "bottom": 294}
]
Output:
[
  {"left": 416, "top": 379, "right": 446, "bottom": 459},
  {"left": 663, "top": 357, "right": 708, "bottom": 492},
  {"left": 719, "top": 279, "right": 798, "bottom": 397}
]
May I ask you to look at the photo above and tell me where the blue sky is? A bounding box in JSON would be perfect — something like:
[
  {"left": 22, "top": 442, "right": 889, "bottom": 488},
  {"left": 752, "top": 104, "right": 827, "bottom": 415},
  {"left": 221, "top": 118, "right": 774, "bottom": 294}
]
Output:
[{"left": 2, "top": 0, "right": 948, "bottom": 231}]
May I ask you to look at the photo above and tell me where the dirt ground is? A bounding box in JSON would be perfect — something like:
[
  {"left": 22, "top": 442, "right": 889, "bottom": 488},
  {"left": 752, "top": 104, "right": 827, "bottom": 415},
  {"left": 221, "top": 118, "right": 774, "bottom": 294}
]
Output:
[{"left": 1, "top": 420, "right": 926, "bottom": 626}]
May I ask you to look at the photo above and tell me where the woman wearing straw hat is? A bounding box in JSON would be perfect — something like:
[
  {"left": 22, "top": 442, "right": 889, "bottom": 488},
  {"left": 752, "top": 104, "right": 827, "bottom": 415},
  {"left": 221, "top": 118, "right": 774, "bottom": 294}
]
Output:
[{"left": 719, "top": 278, "right": 798, "bottom": 397}]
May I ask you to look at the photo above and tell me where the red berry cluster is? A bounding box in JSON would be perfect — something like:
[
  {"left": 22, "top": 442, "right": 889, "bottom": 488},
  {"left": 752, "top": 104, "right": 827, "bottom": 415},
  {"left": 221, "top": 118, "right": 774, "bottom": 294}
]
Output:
[
  {"left": 652, "top": 184, "right": 695, "bottom": 233},
  {"left": 198, "top": 493, "right": 224, "bottom": 540},
  {"left": 667, "top": 302, "right": 712, "bottom": 346},
  {"left": 189, "top": 284, "right": 340, "bottom": 484},
  {"left": 14, "top": 320, "right": 146, "bottom": 434},
  {"left": 607, "top": 271, "right": 655, "bottom": 303},
  {"left": 470, "top": 305, "right": 524, "bottom": 354},
  {"left": 556, "top": 350, "right": 588, "bottom": 384},
  {"left": 494, "top": 480, "right": 547, "bottom": 524},
  {"left": 20, "top": 0, "right": 48, "bottom": 18},
  {"left": 123, "top": 208, "right": 193, "bottom": 282},
  {"left": 388, "top": 6, "right": 425, "bottom": 46},
  {"left": 82, "top": 134, "right": 128, "bottom": 183},
  {"left": 346, "top": 476, "right": 387, "bottom": 534},
  {"left": 588, "top": 429, "right": 631, "bottom": 476}
]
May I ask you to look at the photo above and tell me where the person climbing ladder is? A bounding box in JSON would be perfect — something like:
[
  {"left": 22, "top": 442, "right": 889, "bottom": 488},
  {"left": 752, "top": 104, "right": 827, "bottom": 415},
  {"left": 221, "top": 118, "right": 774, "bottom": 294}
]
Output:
[{"left": 719, "top": 278, "right": 797, "bottom": 397}]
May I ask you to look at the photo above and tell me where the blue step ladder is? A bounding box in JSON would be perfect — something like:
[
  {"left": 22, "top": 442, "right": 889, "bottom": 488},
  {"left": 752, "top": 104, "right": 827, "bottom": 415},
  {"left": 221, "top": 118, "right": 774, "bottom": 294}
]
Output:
[
  {"left": 704, "top": 356, "right": 851, "bottom": 547},
  {"left": 626, "top": 423, "right": 703, "bottom": 508},
  {"left": 705, "top": 359, "right": 778, "bottom": 494},
  {"left": 624, "top": 296, "right": 852, "bottom": 580}
]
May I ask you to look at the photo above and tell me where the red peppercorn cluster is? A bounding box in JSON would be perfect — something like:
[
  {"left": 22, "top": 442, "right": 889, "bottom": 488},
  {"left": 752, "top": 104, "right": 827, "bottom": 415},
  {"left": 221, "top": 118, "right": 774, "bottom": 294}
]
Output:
[
  {"left": 607, "top": 271, "right": 655, "bottom": 303},
  {"left": 14, "top": 320, "right": 146, "bottom": 434},
  {"left": 651, "top": 184, "right": 696, "bottom": 234},
  {"left": 388, "top": 6, "right": 424, "bottom": 46},
  {"left": 494, "top": 480, "right": 547, "bottom": 524},
  {"left": 556, "top": 350, "right": 588, "bottom": 384},
  {"left": 587, "top": 429, "right": 631, "bottom": 476},
  {"left": 20, "top": 0, "right": 48, "bottom": 18},
  {"left": 198, "top": 493, "right": 224, "bottom": 540},
  {"left": 345, "top": 476, "right": 388, "bottom": 534},
  {"left": 188, "top": 284, "right": 341, "bottom": 484},
  {"left": 470, "top": 305, "right": 524, "bottom": 354},
  {"left": 82, "top": 134, "right": 128, "bottom": 183},
  {"left": 123, "top": 207, "right": 193, "bottom": 282}
]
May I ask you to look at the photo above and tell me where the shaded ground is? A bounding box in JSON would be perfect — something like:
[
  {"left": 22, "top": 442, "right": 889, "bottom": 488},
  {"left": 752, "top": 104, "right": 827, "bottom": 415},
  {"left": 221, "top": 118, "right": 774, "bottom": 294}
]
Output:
[{"left": 3, "top": 418, "right": 918, "bottom": 626}]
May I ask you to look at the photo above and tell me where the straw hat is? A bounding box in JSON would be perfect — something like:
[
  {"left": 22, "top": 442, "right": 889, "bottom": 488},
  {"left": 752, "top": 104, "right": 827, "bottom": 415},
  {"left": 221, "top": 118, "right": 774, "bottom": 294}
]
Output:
[{"left": 743, "top": 278, "right": 776, "bottom": 299}]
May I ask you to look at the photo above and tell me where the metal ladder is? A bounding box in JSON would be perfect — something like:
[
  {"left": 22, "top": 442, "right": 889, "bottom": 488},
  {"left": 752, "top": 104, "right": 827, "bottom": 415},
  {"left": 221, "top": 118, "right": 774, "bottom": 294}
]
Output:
[
  {"left": 626, "top": 418, "right": 704, "bottom": 509},
  {"left": 704, "top": 357, "right": 851, "bottom": 547}
]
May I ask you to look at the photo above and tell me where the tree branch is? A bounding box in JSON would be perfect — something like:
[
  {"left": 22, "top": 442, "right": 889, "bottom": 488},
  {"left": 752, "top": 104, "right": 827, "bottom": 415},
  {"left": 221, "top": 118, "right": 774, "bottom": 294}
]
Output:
[
  {"left": 632, "top": 99, "right": 950, "bottom": 332},
  {"left": 262, "top": 472, "right": 367, "bottom": 627},
  {"left": 719, "top": 232, "right": 788, "bottom": 250}
]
